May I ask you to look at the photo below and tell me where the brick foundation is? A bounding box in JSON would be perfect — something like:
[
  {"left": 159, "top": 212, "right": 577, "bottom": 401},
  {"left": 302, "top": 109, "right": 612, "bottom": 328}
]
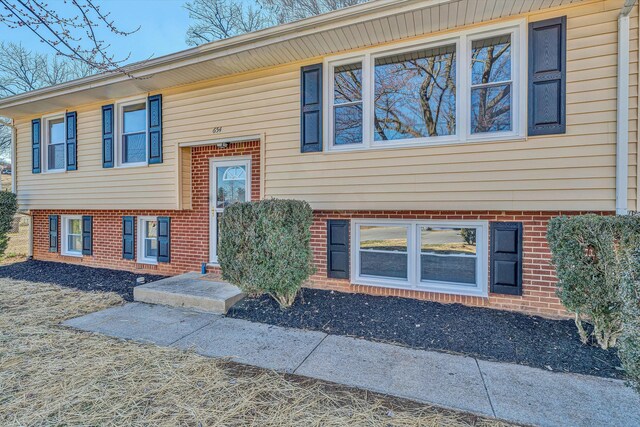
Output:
[{"left": 29, "top": 141, "right": 608, "bottom": 318}]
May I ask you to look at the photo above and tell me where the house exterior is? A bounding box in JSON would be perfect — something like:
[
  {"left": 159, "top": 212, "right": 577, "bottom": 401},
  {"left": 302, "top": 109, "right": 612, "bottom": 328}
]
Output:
[{"left": 0, "top": 0, "right": 637, "bottom": 317}]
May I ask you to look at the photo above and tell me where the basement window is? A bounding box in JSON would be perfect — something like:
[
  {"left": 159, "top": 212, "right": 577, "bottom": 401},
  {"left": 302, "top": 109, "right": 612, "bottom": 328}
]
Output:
[
  {"left": 61, "top": 215, "right": 82, "bottom": 257},
  {"left": 352, "top": 220, "right": 488, "bottom": 297},
  {"left": 137, "top": 217, "right": 158, "bottom": 264}
]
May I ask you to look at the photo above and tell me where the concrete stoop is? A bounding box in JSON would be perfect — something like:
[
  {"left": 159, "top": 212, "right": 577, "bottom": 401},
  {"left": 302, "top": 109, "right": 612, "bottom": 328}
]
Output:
[{"left": 133, "top": 272, "right": 245, "bottom": 314}]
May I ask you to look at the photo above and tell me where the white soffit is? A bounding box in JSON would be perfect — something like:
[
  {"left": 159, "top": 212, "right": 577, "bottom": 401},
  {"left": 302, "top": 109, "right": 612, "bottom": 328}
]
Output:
[{"left": 0, "top": 0, "right": 587, "bottom": 117}]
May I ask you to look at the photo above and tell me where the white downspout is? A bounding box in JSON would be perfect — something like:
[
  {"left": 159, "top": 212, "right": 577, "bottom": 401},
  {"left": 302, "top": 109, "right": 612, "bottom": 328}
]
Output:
[{"left": 617, "top": 1, "right": 637, "bottom": 214}]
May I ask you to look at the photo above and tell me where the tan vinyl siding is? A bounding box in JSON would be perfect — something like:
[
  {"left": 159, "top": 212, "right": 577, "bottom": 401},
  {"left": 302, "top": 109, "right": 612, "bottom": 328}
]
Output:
[
  {"left": 263, "top": 0, "right": 634, "bottom": 211},
  {"left": 13, "top": 0, "right": 636, "bottom": 212}
]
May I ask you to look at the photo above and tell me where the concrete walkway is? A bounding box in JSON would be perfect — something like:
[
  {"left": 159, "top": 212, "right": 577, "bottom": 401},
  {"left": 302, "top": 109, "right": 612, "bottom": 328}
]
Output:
[{"left": 63, "top": 303, "right": 640, "bottom": 427}]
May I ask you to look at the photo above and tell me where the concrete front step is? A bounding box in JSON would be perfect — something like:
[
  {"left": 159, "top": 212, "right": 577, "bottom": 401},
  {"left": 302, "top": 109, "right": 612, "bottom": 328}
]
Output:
[{"left": 133, "top": 272, "right": 245, "bottom": 314}]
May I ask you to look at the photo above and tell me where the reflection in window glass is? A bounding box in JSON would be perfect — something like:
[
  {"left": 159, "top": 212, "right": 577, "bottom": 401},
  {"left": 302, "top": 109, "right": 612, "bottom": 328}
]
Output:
[
  {"left": 470, "top": 35, "right": 512, "bottom": 134},
  {"left": 374, "top": 45, "right": 456, "bottom": 141},
  {"left": 359, "top": 226, "right": 408, "bottom": 279},
  {"left": 47, "top": 118, "right": 65, "bottom": 170},
  {"left": 67, "top": 219, "right": 82, "bottom": 253},
  {"left": 144, "top": 220, "right": 158, "bottom": 259},
  {"left": 420, "top": 227, "right": 477, "bottom": 285},
  {"left": 122, "top": 103, "right": 146, "bottom": 163},
  {"left": 216, "top": 165, "right": 247, "bottom": 208},
  {"left": 333, "top": 63, "right": 363, "bottom": 145}
]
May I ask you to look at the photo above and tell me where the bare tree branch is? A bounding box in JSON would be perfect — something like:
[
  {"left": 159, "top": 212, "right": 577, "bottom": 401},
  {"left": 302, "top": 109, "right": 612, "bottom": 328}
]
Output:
[{"left": 0, "top": 0, "right": 139, "bottom": 75}]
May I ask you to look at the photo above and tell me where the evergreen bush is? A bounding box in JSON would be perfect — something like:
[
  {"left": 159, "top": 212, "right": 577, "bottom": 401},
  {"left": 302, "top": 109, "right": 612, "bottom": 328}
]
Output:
[
  {"left": 218, "top": 199, "right": 315, "bottom": 308},
  {"left": 0, "top": 192, "right": 18, "bottom": 256},
  {"left": 547, "top": 215, "right": 640, "bottom": 349}
]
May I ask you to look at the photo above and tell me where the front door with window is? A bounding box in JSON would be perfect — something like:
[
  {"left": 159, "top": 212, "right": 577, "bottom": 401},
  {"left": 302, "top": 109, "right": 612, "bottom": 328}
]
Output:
[{"left": 210, "top": 158, "right": 251, "bottom": 264}]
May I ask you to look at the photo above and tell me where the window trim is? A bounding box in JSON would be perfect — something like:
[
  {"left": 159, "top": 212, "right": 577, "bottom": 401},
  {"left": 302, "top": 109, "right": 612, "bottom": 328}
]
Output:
[
  {"left": 351, "top": 219, "right": 488, "bottom": 297},
  {"left": 324, "top": 19, "right": 526, "bottom": 152},
  {"left": 41, "top": 112, "right": 66, "bottom": 174},
  {"left": 209, "top": 156, "right": 252, "bottom": 265},
  {"left": 137, "top": 216, "right": 158, "bottom": 265},
  {"left": 61, "top": 215, "right": 83, "bottom": 257},
  {"left": 115, "top": 96, "right": 148, "bottom": 168}
]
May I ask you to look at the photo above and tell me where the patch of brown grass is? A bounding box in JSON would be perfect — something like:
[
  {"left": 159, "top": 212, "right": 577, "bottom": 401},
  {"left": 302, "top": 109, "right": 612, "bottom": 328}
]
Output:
[
  {"left": 1, "top": 219, "right": 28, "bottom": 265},
  {"left": 0, "top": 279, "right": 514, "bottom": 426}
]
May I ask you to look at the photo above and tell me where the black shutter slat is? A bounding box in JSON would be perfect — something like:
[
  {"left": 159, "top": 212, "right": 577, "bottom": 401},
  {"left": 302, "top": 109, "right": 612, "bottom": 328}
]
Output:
[
  {"left": 528, "top": 16, "right": 566, "bottom": 136},
  {"left": 82, "top": 216, "right": 92, "bottom": 255},
  {"left": 32, "top": 119, "right": 41, "bottom": 174},
  {"left": 157, "top": 216, "right": 170, "bottom": 263},
  {"left": 300, "top": 64, "right": 323, "bottom": 153},
  {"left": 148, "top": 94, "right": 163, "bottom": 164},
  {"left": 66, "top": 111, "right": 78, "bottom": 171},
  {"left": 490, "top": 222, "right": 523, "bottom": 296},
  {"left": 48, "top": 215, "right": 58, "bottom": 253},
  {"left": 122, "top": 216, "right": 135, "bottom": 260},
  {"left": 102, "top": 104, "right": 114, "bottom": 168},
  {"left": 327, "top": 220, "right": 349, "bottom": 279}
]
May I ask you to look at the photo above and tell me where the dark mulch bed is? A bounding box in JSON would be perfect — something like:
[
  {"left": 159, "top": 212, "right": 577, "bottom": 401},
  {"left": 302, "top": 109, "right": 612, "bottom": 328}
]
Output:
[
  {"left": 227, "top": 288, "right": 623, "bottom": 379},
  {"left": 0, "top": 260, "right": 166, "bottom": 301}
]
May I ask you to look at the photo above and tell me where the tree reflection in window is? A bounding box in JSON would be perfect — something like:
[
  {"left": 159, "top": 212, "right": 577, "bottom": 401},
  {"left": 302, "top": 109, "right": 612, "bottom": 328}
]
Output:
[{"left": 374, "top": 44, "right": 456, "bottom": 141}]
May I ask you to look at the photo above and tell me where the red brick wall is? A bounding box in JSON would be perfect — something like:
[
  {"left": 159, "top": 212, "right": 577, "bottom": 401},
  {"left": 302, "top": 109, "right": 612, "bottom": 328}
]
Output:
[
  {"left": 307, "top": 210, "right": 609, "bottom": 318},
  {"left": 32, "top": 141, "right": 261, "bottom": 276},
  {"left": 29, "top": 139, "right": 608, "bottom": 317}
]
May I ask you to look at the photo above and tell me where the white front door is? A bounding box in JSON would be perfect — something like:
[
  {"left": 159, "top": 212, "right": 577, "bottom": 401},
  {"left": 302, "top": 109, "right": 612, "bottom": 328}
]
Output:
[{"left": 210, "top": 158, "right": 251, "bottom": 264}]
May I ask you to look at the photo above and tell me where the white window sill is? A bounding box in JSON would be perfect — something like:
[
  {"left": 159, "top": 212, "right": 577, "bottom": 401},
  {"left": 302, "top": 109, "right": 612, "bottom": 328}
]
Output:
[
  {"left": 61, "top": 251, "right": 83, "bottom": 258},
  {"left": 327, "top": 134, "right": 526, "bottom": 153},
  {"left": 137, "top": 259, "right": 158, "bottom": 265},
  {"left": 42, "top": 169, "right": 66, "bottom": 174},
  {"left": 116, "top": 162, "right": 148, "bottom": 169},
  {"left": 352, "top": 277, "right": 488, "bottom": 298}
]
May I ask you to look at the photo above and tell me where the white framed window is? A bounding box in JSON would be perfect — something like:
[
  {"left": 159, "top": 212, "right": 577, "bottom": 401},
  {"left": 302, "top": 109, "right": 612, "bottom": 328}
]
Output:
[
  {"left": 352, "top": 219, "right": 488, "bottom": 297},
  {"left": 116, "top": 97, "right": 147, "bottom": 167},
  {"left": 42, "top": 113, "right": 66, "bottom": 173},
  {"left": 137, "top": 216, "right": 158, "bottom": 264},
  {"left": 61, "top": 215, "right": 83, "bottom": 257},
  {"left": 325, "top": 20, "right": 525, "bottom": 151},
  {"left": 209, "top": 157, "right": 251, "bottom": 264}
]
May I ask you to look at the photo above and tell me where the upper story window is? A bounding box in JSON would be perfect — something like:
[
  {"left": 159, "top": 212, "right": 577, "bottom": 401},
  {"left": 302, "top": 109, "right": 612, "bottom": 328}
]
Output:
[
  {"left": 326, "top": 21, "right": 524, "bottom": 151},
  {"left": 43, "top": 114, "right": 65, "bottom": 172},
  {"left": 116, "top": 99, "right": 147, "bottom": 166}
]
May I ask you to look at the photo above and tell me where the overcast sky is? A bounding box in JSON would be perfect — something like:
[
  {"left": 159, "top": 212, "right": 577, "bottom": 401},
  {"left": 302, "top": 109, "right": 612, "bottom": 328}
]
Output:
[{"left": 4, "top": 0, "right": 194, "bottom": 63}]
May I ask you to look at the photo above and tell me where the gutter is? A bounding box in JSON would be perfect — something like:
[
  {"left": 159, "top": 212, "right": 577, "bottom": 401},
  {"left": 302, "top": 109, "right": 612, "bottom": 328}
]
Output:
[{"left": 616, "top": 0, "right": 637, "bottom": 215}]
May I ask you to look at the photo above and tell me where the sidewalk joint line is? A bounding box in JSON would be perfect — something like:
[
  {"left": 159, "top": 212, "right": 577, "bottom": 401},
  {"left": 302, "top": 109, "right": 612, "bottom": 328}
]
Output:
[
  {"left": 475, "top": 358, "right": 496, "bottom": 418},
  {"left": 167, "top": 315, "right": 220, "bottom": 347},
  {"left": 292, "top": 333, "right": 329, "bottom": 374}
]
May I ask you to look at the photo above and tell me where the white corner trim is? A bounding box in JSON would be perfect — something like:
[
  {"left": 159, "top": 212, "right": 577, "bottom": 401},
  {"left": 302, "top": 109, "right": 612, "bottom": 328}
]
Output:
[
  {"left": 10, "top": 119, "right": 16, "bottom": 194},
  {"left": 616, "top": 13, "right": 631, "bottom": 215}
]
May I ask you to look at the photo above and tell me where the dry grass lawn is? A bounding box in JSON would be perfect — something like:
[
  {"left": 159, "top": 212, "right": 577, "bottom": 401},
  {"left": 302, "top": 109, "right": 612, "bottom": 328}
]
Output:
[{"left": 0, "top": 278, "right": 514, "bottom": 426}]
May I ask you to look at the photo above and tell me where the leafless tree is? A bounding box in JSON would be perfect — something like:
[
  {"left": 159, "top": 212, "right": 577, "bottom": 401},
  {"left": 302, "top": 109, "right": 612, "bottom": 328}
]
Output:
[
  {"left": 0, "top": 42, "right": 95, "bottom": 158},
  {"left": 185, "top": 0, "right": 368, "bottom": 45},
  {"left": 0, "top": 0, "right": 139, "bottom": 74},
  {"left": 185, "top": 0, "right": 272, "bottom": 46},
  {"left": 259, "top": 0, "right": 365, "bottom": 24}
]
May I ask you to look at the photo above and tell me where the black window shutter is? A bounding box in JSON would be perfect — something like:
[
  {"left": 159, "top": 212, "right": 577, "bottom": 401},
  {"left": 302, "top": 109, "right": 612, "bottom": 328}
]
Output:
[
  {"left": 327, "top": 220, "right": 349, "bottom": 279},
  {"left": 157, "top": 216, "right": 171, "bottom": 263},
  {"left": 82, "top": 216, "right": 93, "bottom": 256},
  {"left": 122, "top": 216, "right": 135, "bottom": 260},
  {"left": 66, "top": 111, "right": 78, "bottom": 171},
  {"left": 528, "top": 16, "right": 566, "bottom": 136},
  {"left": 102, "top": 104, "right": 114, "bottom": 168},
  {"left": 32, "top": 119, "right": 41, "bottom": 174},
  {"left": 148, "top": 94, "right": 163, "bottom": 164},
  {"left": 48, "top": 215, "right": 58, "bottom": 252},
  {"left": 490, "top": 222, "right": 523, "bottom": 296},
  {"left": 300, "top": 64, "right": 323, "bottom": 153}
]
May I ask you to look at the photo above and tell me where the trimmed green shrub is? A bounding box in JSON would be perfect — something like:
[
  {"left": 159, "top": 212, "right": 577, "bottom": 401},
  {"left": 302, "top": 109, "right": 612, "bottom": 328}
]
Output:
[
  {"left": 547, "top": 214, "right": 640, "bottom": 349},
  {"left": 218, "top": 199, "right": 315, "bottom": 308},
  {"left": 0, "top": 192, "right": 17, "bottom": 256},
  {"left": 619, "top": 224, "right": 640, "bottom": 393}
]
